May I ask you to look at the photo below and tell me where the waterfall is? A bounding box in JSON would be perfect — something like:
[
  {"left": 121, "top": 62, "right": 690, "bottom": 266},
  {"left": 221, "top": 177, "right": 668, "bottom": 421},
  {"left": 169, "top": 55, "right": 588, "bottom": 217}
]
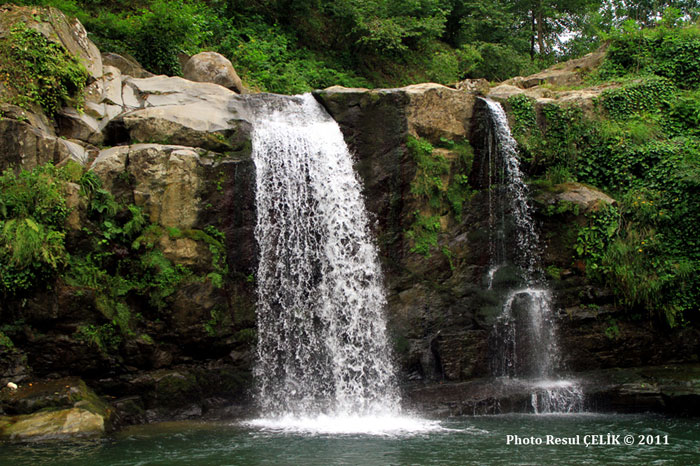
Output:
[
  {"left": 479, "top": 98, "right": 583, "bottom": 414},
  {"left": 250, "top": 94, "right": 400, "bottom": 420}
]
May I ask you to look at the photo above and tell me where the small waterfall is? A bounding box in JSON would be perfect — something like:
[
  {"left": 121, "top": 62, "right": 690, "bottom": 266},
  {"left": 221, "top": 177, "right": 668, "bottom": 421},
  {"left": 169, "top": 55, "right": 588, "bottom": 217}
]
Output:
[
  {"left": 250, "top": 94, "right": 402, "bottom": 422},
  {"left": 478, "top": 98, "right": 583, "bottom": 414}
]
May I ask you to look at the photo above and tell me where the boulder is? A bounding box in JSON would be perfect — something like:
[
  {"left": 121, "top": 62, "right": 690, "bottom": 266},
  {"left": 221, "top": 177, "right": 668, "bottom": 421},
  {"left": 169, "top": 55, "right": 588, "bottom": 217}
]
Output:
[
  {"left": 183, "top": 51, "right": 244, "bottom": 93},
  {"left": 404, "top": 83, "right": 476, "bottom": 142},
  {"left": 317, "top": 84, "right": 476, "bottom": 145},
  {"left": 537, "top": 182, "right": 615, "bottom": 212},
  {"left": 92, "top": 144, "right": 207, "bottom": 229},
  {"left": 455, "top": 78, "right": 490, "bottom": 95},
  {"left": 0, "top": 5, "right": 102, "bottom": 80},
  {"left": 0, "top": 117, "right": 72, "bottom": 172},
  {"left": 504, "top": 44, "right": 607, "bottom": 90},
  {"left": 0, "top": 407, "right": 105, "bottom": 440},
  {"left": 581, "top": 364, "right": 700, "bottom": 415},
  {"left": 0, "top": 377, "right": 113, "bottom": 440},
  {"left": 57, "top": 107, "right": 105, "bottom": 145},
  {"left": 107, "top": 76, "right": 252, "bottom": 152},
  {"left": 101, "top": 52, "right": 154, "bottom": 79}
]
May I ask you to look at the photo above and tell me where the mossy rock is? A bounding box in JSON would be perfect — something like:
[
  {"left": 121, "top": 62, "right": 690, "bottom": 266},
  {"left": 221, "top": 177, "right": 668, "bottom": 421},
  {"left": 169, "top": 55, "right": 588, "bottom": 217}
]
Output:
[
  {"left": 0, "top": 377, "right": 113, "bottom": 440},
  {"left": 0, "top": 377, "right": 111, "bottom": 417},
  {"left": 0, "top": 407, "right": 106, "bottom": 441}
]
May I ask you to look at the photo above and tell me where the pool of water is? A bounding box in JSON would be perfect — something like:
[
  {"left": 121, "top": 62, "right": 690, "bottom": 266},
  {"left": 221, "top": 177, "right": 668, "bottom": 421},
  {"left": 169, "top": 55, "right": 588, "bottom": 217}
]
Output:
[{"left": 2, "top": 413, "right": 698, "bottom": 465}]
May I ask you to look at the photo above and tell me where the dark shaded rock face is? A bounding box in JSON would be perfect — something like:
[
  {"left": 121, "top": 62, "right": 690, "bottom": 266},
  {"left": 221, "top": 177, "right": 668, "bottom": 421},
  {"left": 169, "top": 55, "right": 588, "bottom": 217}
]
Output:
[
  {"left": 315, "top": 86, "right": 493, "bottom": 384},
  {"left": 316, "top": 85, "right": 700, "bottom": 414}
]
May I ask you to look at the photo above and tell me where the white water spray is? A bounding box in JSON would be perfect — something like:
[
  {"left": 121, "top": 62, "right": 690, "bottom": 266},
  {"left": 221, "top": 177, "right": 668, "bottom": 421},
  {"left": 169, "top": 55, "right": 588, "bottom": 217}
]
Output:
[
  {"left": 249, "top": 94, "right": 435, "bottom": 432},
  {"left": 481, "top": 98, "right": 583, "bottom": 414}
]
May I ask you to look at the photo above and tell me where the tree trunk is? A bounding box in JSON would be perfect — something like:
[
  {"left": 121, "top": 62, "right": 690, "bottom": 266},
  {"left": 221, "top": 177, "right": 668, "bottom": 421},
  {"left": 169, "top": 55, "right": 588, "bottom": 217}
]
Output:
[{"left": 536, "top": 4, "right": 545, "bottom": 56}]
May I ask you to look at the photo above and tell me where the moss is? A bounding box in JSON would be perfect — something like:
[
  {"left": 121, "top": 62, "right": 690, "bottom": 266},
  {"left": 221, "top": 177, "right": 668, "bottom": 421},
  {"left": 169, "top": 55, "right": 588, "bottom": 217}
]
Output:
[{"left": 405, "top": 135, "right": 474, "bottom": 257}]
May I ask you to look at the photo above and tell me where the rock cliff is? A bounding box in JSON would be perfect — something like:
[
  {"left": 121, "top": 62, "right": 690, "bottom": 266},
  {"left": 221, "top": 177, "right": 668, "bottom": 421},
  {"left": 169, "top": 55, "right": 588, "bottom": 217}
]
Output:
[{"left": 0, "top": 6, "right": 698, "bottom": 436}]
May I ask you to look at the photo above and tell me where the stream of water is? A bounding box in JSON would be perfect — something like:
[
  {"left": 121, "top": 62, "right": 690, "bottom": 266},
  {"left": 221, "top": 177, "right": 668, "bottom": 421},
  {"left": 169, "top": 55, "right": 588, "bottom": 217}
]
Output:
[
  {"left": 250, "top": 93, "right": 429, "bottom": 431},
  {"left": 480, "top": 98, "right": 582, "bottom": 413}
]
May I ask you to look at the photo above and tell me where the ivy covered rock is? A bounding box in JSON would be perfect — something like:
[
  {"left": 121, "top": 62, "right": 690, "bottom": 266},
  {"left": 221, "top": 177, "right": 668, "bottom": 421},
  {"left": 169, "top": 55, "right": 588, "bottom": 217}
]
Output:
[{"left": 0, "top": 5, "right": 102, "bottom": 80}]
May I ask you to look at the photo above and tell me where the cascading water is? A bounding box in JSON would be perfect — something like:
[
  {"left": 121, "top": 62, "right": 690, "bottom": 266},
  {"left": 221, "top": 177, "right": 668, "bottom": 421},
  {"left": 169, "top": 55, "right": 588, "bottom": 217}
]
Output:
[
  {"left": 479, "top": 98, "right": 583, "bottom": 414},
  {"left": 248, "top": 94, "right": 436, "bottom": 433}
]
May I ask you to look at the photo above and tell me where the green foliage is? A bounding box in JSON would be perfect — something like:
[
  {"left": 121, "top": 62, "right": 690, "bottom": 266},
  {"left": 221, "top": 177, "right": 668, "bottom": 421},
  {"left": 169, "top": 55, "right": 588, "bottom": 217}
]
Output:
[
  {"left": 600, "top": 77, "right": 675, "bottom": 120},
  {"left": 0, "top": 22, "right": 87, "bottom": 115},
  {"left": 469, "top": 43, "right": 538, "bottom": 82},
  {"left": 203, "top": 307, "right": 232, "bottom": 337},
  {"left": 405, "top": 135, "right": 473, "bottom": 257},
  {"left": 407, "top": 136, "right": 449, "bottom": 206},
  {"left": 598, "top": 23, "right": 700, "bottom": 89},
  {"left": 405, "top": 212, "right": 441, "bottom": 257},
  {"left": 664, "top": 90, "right": 700, "bottom": 137},
  {"left": 512, "top": 43, "right": 700, "bottom": 327},
  {"left": 10, "top": 0, "right": 567, "bottom": 92},
  {"left": 217, "top": 22, "right": 369, "bottom": 94},
  {"left": 604, "top": 317, "right": 620, "bottom": 340},
  {"left": 545, "top": 265, "right": 562, "bottom": 280},
  {"left": 63, "top": 172, "right": 230, "bottom": 344},
  {"left": 75, "top": 323, "right": 121, "bottom": 352},
  {"left": 0, "top": 165, "right": 70, "bottom": 296},
  {"left": 77, "top": 0, "right": 217, "bottom": 76},
  {"left": 407, "top": 136, "right": 473, "bottom": 218},
  {"left": 508, "top": 94, "right": 537, "bottom": 136},
  {"left": 0, "top": 331, "right": 14, "bottom": 348},
  {"left": 508, "top": 96, "right": 589, "bottom": 174}
]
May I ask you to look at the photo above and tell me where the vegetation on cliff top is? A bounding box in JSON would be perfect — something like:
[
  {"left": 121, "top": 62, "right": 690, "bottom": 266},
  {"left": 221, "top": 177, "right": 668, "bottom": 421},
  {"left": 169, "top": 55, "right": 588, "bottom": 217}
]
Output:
[
  {"left": 6, "top": 0, "right": 699, "bottom": 93},
  {"left": 508, "top": 21, "right": 700, "bottom": 327}
]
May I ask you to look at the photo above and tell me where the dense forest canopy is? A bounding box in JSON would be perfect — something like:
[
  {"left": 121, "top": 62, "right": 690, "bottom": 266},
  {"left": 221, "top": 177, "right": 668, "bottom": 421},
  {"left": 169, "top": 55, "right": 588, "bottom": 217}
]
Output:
[{"left": 7, "top": 0, "right": 700, "bottom": 93}]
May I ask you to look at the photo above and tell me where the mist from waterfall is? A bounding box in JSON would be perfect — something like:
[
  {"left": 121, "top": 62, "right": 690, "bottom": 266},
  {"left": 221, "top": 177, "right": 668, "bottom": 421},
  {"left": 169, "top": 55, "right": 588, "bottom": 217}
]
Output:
[{"left": 480, "top": 98, "right": 583, "bottom": 414}]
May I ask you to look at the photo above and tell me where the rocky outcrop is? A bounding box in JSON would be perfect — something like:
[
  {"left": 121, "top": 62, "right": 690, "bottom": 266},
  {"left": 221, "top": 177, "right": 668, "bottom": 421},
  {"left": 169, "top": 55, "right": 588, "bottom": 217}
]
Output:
[
  {"left": 101, "top": 52, "right": 154, "bottom": 79},
  {"left": 0, "top": 6, "right": 257, "bottom": 427},
  {"left": 183, "top": 51, "right": 245, "bottom": 93},
  {"left": 92, "top": 144, "right": 233, "bottom": 230},
  {"left": 536, "top": 182, "right": 616, "bottom": 212},
  {"left": 0, "top": 5, "right": 103, "bottom": 80},
  {"left": 405, "top": 364, "right": 700, "bottom": 416},
  {"left": 0, "top": 378, "right": 113, "bottom": 440},
  {"left": 106, "top": 76, "right": 252, "bottom": 152},
  {"left": 487, "top": 45, "right": 615, "bottom": 117}
]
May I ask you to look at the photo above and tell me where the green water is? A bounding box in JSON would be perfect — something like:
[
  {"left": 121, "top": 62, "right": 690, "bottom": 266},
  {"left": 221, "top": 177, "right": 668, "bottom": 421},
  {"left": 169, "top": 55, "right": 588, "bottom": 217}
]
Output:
[{"left": 1, "top": 414, "right": 698, "bottom": 465}]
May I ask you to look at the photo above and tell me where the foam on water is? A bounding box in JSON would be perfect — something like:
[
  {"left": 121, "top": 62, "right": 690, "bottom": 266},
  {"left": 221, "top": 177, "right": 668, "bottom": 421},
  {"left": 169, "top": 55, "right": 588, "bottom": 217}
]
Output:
[{"left": 244, "top": 414, "right": 446, "bottom": 436}]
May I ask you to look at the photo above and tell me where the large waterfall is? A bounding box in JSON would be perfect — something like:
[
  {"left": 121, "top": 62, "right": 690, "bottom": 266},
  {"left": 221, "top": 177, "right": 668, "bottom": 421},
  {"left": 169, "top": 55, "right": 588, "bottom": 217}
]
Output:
[
  {"left": 248, "top": 94, "right": 433, "bottom": 432},
  {"left": 479, "top": 98, "right": 583, "bottom": 413}
]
